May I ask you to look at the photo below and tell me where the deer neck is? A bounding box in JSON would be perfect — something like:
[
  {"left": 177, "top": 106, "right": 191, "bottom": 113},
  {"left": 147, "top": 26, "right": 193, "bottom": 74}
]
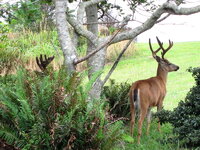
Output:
[{"left": 156, "top": 64, "right": 168, "bottom": 84}]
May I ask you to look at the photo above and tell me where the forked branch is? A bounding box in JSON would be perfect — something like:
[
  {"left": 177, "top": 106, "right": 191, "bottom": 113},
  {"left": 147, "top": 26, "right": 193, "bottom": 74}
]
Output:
[{"left": 73, "top": 21, "right": 128, "bottom": 65}]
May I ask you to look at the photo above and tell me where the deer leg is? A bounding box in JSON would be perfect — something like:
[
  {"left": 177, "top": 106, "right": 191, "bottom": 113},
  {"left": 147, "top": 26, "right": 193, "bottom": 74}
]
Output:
[
  {"left": 137, "top": 109, "right": 147, "bottom": 144},
  {"left": 146, "top": 107, "right": 151, "bottom": 135},
  {"left": 157, "top": 103, "right": 163, "bottom": 132},
  {"left": 130, "top": 104, "right": 135, "bottom": 137}
]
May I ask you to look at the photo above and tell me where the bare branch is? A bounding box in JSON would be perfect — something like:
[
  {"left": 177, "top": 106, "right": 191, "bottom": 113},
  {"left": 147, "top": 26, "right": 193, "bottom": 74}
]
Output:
[
  {"left": 66, "top": 0, "right": 106, "bottom": 46},
  {"left": 163, "top": 2, "right": 200, "bottom": 15},
  {"left": 156, "top": 13, "right": 171, "bottom": 23},
  {"left": 83, "top": 21, "right": 120, "bottom": 25},
  {"left": 102, "top": 2, "right": 200, "bottom": 45},
  {"left": 77, "top": 0, "right": 105, "bottom": 24},
  {"left": 67, "top": 15, "right": 99, "bottom": 46},
  {"left": 102, "top": 39, "right": 134, "bottom": 86},
  {"left": 73, "top": 15, "right": 131, "bottom": 65},
  {"left": 73, "top": 23, "right": 127, "bottom": 65}
]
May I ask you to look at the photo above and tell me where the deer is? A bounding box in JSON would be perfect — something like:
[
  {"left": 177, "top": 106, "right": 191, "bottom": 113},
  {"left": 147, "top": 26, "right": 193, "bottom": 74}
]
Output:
[
  {"left": 129, "top": 37, "right": 179, "bottom": 144},
  {"left": 36, "top": 54, "right": 54, "bottom": 72}
]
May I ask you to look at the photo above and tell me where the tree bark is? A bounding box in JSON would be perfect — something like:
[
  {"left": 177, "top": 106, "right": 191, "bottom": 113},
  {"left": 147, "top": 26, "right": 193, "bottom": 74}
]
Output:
[
  {"left": 85, "top": 4, "right": 105, "bottom": 99},
  {"left": 55, "top": 0, "right": 200, "bottom": 100},
  {"left": 55, "top": 0, "right": 77, "bottom": 74}
]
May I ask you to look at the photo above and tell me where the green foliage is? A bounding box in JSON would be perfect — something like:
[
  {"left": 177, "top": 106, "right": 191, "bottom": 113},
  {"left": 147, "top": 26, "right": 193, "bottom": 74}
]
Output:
[
  {"left": 1, "top": 1, "right": 42, "bottom": 30},
  {"left": 155, "top": 67, "right": 200, "bottom": 148},
  {"left": 0, "top": 46, "right": 21, "bottom": 74},
  {"left": 0, "top": 68, "right": 127, "bottom": 149},
  {"left": 0, "top": 30, "right": 59, "bottom": 74},
  {"left": 0, "top": 23, "right": 10, "bottom": 41},
  {"left": 1, "top": 0, "right": 55, "bottom": 31},
  {"left": 102, "top": 79, "right": 131, "bottom": 118}
]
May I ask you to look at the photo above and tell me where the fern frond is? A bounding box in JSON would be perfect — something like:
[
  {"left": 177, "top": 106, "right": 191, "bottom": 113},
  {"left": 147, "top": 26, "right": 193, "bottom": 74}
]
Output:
[{"left": 0, "top": 123, "right": 19, "bottom": 145}]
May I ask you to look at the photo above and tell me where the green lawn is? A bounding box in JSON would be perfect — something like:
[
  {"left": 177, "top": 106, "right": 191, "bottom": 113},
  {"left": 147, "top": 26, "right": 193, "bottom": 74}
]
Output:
[
  {"left": 103, "top": 42, "right": 200, "bottom": 150},
  {"left": 103, "top": 41, "right": 200, "bottom": 110}
]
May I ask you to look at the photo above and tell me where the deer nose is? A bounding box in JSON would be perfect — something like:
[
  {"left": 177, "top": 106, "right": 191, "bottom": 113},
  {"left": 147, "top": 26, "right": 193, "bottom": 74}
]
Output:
[{"left": 175, "top": 66, "right": 179, "bottom": 71}]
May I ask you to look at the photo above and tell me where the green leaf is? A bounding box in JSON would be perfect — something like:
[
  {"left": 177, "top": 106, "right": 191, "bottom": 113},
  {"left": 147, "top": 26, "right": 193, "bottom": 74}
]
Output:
[{"left": 122, "top": 134, "right": 134, "bottom": 143}]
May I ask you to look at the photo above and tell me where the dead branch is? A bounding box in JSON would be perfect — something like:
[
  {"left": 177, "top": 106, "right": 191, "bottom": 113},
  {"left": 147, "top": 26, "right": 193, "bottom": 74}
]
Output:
[{"left": 102, "top": 39, "right": 134, "bottom": 86}]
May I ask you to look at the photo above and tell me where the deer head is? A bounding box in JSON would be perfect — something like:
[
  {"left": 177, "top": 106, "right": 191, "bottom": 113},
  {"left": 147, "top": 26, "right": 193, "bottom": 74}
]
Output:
[{"left": 149, "top": 37, "right": 179, "bottom": 72}]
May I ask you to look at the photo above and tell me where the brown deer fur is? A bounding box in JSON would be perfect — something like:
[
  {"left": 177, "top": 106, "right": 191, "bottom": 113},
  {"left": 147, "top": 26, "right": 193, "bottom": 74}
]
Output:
[{"left": 129, "top": 37, "right": 179, "bottom": 144}]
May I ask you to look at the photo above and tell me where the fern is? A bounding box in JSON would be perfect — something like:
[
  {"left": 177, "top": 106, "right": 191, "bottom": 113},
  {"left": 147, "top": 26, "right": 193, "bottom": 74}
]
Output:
[
  {"left": 0, "top": 67, "right": 128, "bottom": 149},
  {"left": 101, "top": 121, "right": 125, "bottom": 150},
  {"left": 0, "top": 123, "right": 19, "bottom": 145}
]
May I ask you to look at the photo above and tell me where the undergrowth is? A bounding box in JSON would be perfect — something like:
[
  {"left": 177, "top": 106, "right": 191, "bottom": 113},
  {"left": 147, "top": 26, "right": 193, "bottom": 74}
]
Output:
[{"left": 0, "top": 68, "right": 131, "bottom": 150}]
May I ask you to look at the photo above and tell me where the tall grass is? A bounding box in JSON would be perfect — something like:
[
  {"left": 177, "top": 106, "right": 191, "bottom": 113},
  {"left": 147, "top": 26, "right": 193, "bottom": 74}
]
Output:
[
  {"left": 106, "top": 40, "right": 137, "bottom": 63},
  {"left": 1, "top": 30, "right": 62, "bottom": 72}
]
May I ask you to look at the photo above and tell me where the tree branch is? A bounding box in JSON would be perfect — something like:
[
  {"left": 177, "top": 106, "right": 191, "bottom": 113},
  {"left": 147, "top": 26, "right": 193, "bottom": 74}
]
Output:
[
  {"left": 73, "top": 23, "right": 127, "bottom": 65},
  {"left": 103, "top": 2, "right": 200, "bottom": 45},
  {"left": 102, "top": 39, "right": 134, "bottom": 86},
  {"left": 77, "top": 0, "right": 105, "bottom": 24},
  {"left": 66, "top": 0, "right": 106, "bottom": 46},
  {"left": 163, "top": 2, "right": 200, "bottom": 15},
  {"left": 156, "top": 13, "right": 171, "bottom": 23},
  {"left": 67, "top": 14, "right": 99, "bottom": 46}
]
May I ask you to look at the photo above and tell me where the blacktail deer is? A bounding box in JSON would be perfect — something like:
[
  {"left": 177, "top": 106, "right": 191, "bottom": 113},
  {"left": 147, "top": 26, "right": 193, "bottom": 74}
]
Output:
[{"left": 129, "top": 37, "right": 179, "bottom": 144}]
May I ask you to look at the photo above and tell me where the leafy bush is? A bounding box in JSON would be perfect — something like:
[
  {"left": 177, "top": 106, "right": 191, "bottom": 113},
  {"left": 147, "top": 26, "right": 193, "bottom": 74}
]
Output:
[
  {"left": 155, "top": 67, "right": 200, "bottom": 148},
  {"left": 0, "top": 68, "right": 128, "bottom": 149},
  {"left": 102, "top": 79, "right": 131, "bottom": 118}
]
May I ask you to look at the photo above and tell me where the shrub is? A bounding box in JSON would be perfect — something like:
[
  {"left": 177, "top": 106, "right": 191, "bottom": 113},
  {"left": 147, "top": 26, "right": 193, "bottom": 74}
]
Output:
[
  {"left": 155, "top": 67, "right": 200, "bottom": 148},
  {"left": 0, "top": 68, "right": 128, "bottom": 149},
  {"left": 102, "top": 79, "right": 131, "bottom": 118}
]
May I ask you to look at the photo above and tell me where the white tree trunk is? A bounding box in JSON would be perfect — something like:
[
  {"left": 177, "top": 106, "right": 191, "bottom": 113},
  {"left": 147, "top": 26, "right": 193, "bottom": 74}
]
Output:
[
  {"left": 55, "top": 0, "right": 200, "bottom": 100},
  {"left": 55, "top": 0, "right": 77, "bottom": 74},
  {"left": 85, "top": 5, "right": 106, "bottom": 99}
]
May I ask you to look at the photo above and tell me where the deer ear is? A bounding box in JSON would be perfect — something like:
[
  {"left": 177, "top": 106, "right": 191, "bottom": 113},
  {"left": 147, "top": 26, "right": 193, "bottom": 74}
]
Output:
[{"left": 155, "top": 56, "right": 162, "bottom": 62}]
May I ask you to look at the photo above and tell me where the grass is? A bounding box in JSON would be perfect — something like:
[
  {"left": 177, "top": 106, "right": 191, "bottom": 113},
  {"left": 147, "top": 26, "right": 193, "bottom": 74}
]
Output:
[
  {"left": 103, "top": 41, "right": 200, "bottom": 110},
  {"left": 2, "top": 30, "right": 200, "bottom": 149},
  {"left": 103, "top": 41, "right": 200, "bottom": 149}
]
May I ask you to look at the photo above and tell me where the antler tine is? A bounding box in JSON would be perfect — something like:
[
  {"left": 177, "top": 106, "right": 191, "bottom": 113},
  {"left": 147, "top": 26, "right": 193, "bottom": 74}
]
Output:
[
  {"left": 149, "top": 38, "right": 162, "bottom": 58},
  {"left": 36, "top": 56, "right": 43, "bottom": 71},
  {"left": 161, "top": 39, "right": 174, "bottom": 59},
  {"left": 36, "top": 54, "right": 54, "bottom": 72}
]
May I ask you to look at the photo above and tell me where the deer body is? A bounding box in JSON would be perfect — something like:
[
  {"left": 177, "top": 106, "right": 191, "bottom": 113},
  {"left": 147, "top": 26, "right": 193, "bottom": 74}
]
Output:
[{"left": 129, "top": 37, "right": 179, "bottom": 144}]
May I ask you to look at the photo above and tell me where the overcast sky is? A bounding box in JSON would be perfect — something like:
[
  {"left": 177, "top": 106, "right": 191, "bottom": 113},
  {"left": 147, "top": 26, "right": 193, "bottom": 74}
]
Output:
[
  {"left": 109, "top": 0, "right": 200, "bottom": 42},
  {"left": 1, "top": 0, "right": 200, "bottom": 42}
]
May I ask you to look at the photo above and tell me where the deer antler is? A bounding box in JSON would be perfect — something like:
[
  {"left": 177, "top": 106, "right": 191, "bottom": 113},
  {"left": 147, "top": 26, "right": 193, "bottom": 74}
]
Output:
[
  {"left": 149, "top": 38, "right": 163, "bottom": 58},
  {"left": 36, "top": 54, "right": 54, "bottom": 71},
  {"left": 156, "top": 36, "right": 173, "bottom": 59}
]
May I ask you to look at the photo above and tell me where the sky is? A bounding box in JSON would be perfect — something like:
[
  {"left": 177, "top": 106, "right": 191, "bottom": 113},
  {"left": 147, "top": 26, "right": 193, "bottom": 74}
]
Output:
[
  {"left": 1, "top": 0, "right": 200, "bottom": 42},
  {"left": 109, "top": 0, "right": 200, "bottom": 42}
]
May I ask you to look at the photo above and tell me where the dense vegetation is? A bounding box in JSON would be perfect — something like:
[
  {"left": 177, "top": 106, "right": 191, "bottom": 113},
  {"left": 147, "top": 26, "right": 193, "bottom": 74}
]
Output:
[
  {"left": 1, "top": 3, "right": 200, "bottom": 147},
  {"left": 103, "top": 80, "right": 131, "bottom": 119},
  {"left": 156, "top": 67, "right": 200, "bottom": 148},
  {"left": 1, "top": 26, "right": 200, "bottom": 149},
  {"left": 0, "top": 68, "right": 132, "bottom": 149}
]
